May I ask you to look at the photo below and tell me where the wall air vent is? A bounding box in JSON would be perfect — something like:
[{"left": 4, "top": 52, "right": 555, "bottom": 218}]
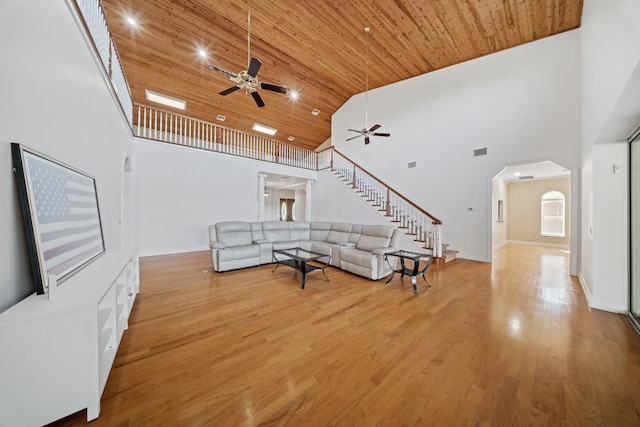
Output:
[
  {"left": 518, "top": 175, "right": 535, "bottom": 180},
  {"left": 408, "top": 161, "right": 416, "bottom": 168},
  {"left": 473, "top": 148, "right": 488, "bottom": 157}
]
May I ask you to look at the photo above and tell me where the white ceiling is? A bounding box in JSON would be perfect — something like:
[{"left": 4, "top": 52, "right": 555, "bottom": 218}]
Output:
[
  {"left": 496, "top": 160, "right": 571, "bottom": 183},
  {"left": 264, "top": 175, "right": 307, "bottom": 191}
]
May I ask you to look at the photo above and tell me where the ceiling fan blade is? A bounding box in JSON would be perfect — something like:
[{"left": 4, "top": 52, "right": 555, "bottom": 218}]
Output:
[
  {"left": 220, "top": 86, "right": 241, "bottom": 96},
  {"left": 369, "top": 124, "right": 382, "bottom": 132},
  {"left": 365, "top": 136, "right": 371, "bottom": 145},
  {"left": 346, "top": 134, "right": 363, "bottom": 141},
  {"left": 260, "top": 82, "right": 287, "bottom": 94},
  {"left": 373, "top": 133, "right": 391, "bottom": 137},
  {"left": 207, "top": 64, "right": 238, "bottom": 78},
  {"left": 251, "top": 90, "right": 265, "bottom": 107},
  {"left": 247, "top": 56, "right": 262, "bottom": 77},
  {"left": 348, "top": 129, "right": 362, "bottom": 133}
]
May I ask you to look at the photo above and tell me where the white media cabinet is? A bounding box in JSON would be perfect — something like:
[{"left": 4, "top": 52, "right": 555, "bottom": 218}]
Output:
[{"left": 0, "top": 249, "right": 139, "bottom": 426}]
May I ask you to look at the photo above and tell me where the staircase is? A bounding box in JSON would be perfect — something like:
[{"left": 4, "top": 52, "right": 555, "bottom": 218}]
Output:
[{"left": 329, "top": 149, "right": 457, "bottom": 263}]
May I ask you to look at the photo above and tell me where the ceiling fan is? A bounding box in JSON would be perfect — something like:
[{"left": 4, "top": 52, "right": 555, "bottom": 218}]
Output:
[
  {"left": 206, "top": 7, "right": 287, "bottom": 107},
  {"left": 346, "top": 27, "right": 390, "bottom": 145}
]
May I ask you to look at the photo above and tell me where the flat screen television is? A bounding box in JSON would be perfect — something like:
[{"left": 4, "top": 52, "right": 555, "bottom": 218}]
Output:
[{"left": 11, "top": 143, "right": 105, "bottom": 294}]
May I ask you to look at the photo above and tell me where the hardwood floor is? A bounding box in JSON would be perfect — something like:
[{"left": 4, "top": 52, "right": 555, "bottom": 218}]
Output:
[{"left": 51, "top": 245, "right": 640, "bottom": 426}]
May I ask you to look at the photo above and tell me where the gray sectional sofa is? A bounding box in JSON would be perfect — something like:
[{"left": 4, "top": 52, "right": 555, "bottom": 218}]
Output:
[{"left": 208, "top": 221, "right": 402, "bottom": 280}]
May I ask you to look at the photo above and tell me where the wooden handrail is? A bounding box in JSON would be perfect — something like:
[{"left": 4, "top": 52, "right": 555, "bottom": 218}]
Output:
[{"left": 332, "top": 148, "right": 442, "bottom": 224}]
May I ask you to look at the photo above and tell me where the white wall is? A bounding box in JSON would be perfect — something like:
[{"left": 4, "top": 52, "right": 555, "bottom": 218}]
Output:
[
  {"left": 580, "top": 0, "right": 640, "bottom": 311},
  {"left": 313, "top": 170, "right": 392, "bottom": 224},
  {"left": 332, "top": 30, "right": 581, "bottom": 262},
  {"left": 0, "top": 0, "right": 134, "bottom": 312},
  {"left": 592, "top": 143, "right": 629, "bottom": 311},
  {"left": 313, "top": 170, "right": 429, "bottom": 252},
  {"left": 134, "top": 139, "right": 316, "bottom": 256}
]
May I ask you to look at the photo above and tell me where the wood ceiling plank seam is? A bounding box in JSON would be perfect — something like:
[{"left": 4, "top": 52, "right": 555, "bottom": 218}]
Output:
[
  {"left": 367, "top": 1, "right": 436, "bottom": 76},
  {"left": 382, "top": 3, "right": 443, "bottom": 75},
  {"left": 487, "top": 3, "right": 510, "bottom": 53},
  {"left": 515, "top": 1, "right": 534, "bottom": 42},
  {"left": 245, "top": 3, "right": 376, "bottom": 97},
  {"left": 450, "top": 0, "right": 496, "bottom": 60}
]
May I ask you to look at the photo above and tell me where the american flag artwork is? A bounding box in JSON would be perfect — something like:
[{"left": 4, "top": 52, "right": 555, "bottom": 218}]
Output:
[{"left": 24, "top": 151, "right": 105, "bottom": 284}]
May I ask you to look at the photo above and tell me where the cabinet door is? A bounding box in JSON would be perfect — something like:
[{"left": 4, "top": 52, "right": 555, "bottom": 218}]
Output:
[{"left": 0, "top": 310, "right": 96, "bottom": 426}]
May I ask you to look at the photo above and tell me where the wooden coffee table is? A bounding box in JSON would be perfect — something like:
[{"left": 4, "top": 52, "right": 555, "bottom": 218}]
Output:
[{"left": 272, "top": 247, "right": 331, "bottom": 289}]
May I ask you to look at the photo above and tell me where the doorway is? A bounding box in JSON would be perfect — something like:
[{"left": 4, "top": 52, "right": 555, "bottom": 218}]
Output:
[
  {"left": 629, "top": 132, "right": 640, "bottom": 330},
  {"left": 491, "top": 160, "right": 575, "bottom": 273}
]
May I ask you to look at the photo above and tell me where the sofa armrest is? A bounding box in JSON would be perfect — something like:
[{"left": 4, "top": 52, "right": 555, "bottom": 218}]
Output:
[
  {"left": 210, "top": 242, "right": 226, "bottom": 249},
  {"left": 253, "top": 239, "right": 269, "bottom": 244},
  {"left": 372, "top": 247, "right": 395, "bottom": 256},
  {"left": 337, "top": 242, "right": 356, "bottom": 248}
]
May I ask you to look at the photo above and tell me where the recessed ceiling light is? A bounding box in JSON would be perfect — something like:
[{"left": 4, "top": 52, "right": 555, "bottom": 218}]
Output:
[
  {"left": 252, "top": 123, "right": 277, "bottom": 136},
  {"left": 290, "top": 90, "right": 299, "bottom": 100},
  {"left": 126, "top": 16, "right": 137, "bottom": 26},
  {"left": 514, "top": 172, "right": 521, "bottom": 176},
  {"left": 197, "top": 49, "right": 207, "bottom": 59},
  {"left": 311, "top": 109, "right": 320, "bottom": 116},
  {"left": 216, "top": 114, "right": 226, "bottom": 122},
  {"left": 287, "top": 136, "right": 295, "bottom": 141},
  {"left": 145, "top": 90, "right": 186, "bottom": 110}
]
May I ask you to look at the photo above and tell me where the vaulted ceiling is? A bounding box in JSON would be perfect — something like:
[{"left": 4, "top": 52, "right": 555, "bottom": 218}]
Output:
[{"left": 102, "top": 0, "right": 583, "bottom": 151}]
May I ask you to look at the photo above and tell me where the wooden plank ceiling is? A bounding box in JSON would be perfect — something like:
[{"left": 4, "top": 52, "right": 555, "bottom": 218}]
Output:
[{"left": 102, "top": 0, "right": 583, "bottom": 151}]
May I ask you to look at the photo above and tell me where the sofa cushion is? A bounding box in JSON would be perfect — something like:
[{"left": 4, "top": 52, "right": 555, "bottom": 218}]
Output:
[
  {"left": 340, "top": 248, "right": 375, "bottom": 268},
  {"left": 288, "top": 221, "right": 311, "bottom": 240},
  {"left": 310, "top": 221, "right": 332, "bottom": 241},
  {"left": 215, "top": 221, "right": 253, "bottom": 247},
  {"left": 326, "top": 222, "right": 353, "bottom": 244},
  {"left": 356, "top": 225, "right": 394, "bottom": 251},
  {"left": 262, "top": 220, "right": 291, "bottom": 242},
  {"left": 250, "top": 222, "right": 265, "bottom": 242},
  {"left": 349, "top": 224, "right": 363, "bottom": 244}
]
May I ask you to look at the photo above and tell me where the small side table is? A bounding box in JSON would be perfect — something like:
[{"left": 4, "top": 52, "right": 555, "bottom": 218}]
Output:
[{"left": 384, "top": 250, "right": 433, "bottom": 295}]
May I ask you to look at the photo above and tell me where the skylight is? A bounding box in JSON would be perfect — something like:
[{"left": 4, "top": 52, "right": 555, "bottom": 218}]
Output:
[
  {"left": 145, "top": 90, "right": 186, "bottom": 110},
  {"left": 252, "top": 123, "right": 277, "bottom": 136}
]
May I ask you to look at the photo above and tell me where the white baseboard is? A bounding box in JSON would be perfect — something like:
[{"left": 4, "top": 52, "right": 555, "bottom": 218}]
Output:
[
  {"left": 139, "top": 246, "right": 208, "bottom": 258},
  {"left": 589, "top": 300, "right": 627, "bottom": 314},
  {"left": 492, "top": 241, "right": 507, "bottom": 251},
  {"left": 578, "top": 272, "right": 627, "bottom": 314},
  {"left": 506, "top": 240, "right": 570, "bottom": 250},
  {"left": 578, "top": 272, "right": 593, "bottom": 305}
]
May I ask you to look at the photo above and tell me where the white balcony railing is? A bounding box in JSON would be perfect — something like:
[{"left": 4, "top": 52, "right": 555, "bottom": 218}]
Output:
[
  {"left": 74, "top": 0, "right": 133, "bottom": 126},
  {"left": 134, "top": 104, "right": 319, "bottom": 170}
]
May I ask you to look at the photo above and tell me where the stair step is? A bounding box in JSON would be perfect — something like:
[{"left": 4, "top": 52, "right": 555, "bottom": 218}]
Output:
[
  {"left": 332, "top": 168, "right": 450, "bottom": 261},
  {"left": 443, "top": 249, "right": 458, "bottom": 263}
]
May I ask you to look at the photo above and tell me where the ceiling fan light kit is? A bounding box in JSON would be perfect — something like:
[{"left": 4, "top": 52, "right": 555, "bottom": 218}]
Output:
[
  {"left": 206, "top": 6, "right": 287, "bottom": 108},
  {"left": 346, "top": 27, "right": 391, "bottom": 145}
]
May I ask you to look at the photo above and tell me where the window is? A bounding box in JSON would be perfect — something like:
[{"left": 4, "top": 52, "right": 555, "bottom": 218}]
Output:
[
  {"left": 497, "top": 200, "right": 505, "bottom": 222},
  {"left": 541, "top": 191, "right": 565, "bottom": 237},
  {"left": 279, "top": 198, "right": 295, "bottom": 221}
]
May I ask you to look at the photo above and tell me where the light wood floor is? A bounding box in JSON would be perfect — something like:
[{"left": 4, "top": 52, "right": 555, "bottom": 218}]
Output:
[{"left": 51, "top": 244, "right": 640, "bottom": 426}]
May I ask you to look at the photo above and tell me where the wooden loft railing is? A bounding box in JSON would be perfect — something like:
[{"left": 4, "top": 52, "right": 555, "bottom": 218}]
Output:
[{"left": 328, "top": 149, "right": 444, "bottom": 259}]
